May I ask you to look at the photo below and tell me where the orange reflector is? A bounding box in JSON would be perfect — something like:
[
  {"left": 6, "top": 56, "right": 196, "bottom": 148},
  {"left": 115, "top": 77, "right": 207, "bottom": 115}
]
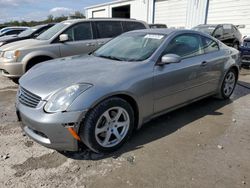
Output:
[{"left": 68, "top": 128, "right": 81, "bottom": 141}]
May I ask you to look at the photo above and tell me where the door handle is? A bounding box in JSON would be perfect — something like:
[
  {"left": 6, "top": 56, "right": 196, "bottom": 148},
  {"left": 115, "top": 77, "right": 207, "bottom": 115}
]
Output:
[
  {"left": 86, "top": 43, "right": 95, "bottom": 46},
  {"left": 201, "top": 61, "right": 208, "bottom": 67}
]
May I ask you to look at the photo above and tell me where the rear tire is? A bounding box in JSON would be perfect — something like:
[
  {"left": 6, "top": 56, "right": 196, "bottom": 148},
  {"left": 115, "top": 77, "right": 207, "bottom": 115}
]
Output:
[
  {"left": 79, "top": 97, "right": 134, "bottom": 153},
  {"left": 217, "top": 69, "right": 237, "bottom": 99}
]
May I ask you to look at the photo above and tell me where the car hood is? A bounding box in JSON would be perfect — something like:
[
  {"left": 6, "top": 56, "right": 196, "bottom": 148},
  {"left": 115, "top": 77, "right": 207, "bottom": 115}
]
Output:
[
  {"left": 0, "top": 38, "right": 47, "bottom": 51},
  {"left": 20, "top": 55, "right": 143, "bottom": 100}
]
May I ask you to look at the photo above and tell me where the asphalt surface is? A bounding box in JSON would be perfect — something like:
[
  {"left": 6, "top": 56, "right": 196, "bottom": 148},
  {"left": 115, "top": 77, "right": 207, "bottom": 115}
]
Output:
[{"left": 0, "top": 69, "right": 250, "bottom": 188}]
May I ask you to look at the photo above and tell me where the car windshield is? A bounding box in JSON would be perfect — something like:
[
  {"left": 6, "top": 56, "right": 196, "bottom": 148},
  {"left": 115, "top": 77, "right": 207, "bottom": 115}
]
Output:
[
  {"left": 36, "top": 22, "right": 69, "bottom": 40},
  {"left": 93, "top": 33, "right": 165, "bottom": 62},
  {"left": 18, "top": 27, "right": 38, "bottom": 37},
  {"left": 193, "top": 26, "right": 216, "bottom": 35}
]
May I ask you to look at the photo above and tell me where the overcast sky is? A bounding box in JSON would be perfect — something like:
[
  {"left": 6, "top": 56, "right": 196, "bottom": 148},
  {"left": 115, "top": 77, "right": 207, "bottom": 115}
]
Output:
[{"left": 0, "top": 0, "right": 109, "bottom": 23}]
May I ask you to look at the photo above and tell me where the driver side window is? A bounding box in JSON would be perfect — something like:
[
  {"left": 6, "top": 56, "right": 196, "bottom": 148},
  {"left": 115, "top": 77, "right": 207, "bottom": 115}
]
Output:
[
  {"left": 163, "top": 34, "right": 203, "bottom": 59},
  {"left": 63, "top": 22, "right": 93, "bottom": 41}
]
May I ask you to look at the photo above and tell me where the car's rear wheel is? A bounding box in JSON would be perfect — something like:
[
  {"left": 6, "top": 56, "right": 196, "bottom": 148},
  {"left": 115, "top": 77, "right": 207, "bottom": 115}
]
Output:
[
  {"left": 218, "top": 69, "right": 237, "bottom": 99},
  {"left": 79, "top": 97, "right": 134, "bottom": 153}
]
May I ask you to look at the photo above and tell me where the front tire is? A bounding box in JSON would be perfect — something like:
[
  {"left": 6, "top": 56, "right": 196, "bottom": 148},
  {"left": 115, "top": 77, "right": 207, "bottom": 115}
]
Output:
[
  {"left": 218, "top": 69, "right": 237, "bottom": 99},
  {"left": 79, "top": 97, "right": 134, "bottom": 153}
]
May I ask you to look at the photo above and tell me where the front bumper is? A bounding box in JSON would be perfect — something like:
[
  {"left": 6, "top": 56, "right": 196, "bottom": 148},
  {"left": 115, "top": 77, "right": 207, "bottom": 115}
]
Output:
[
  {"left": 16, "top": 100, "right": 87, "bottom": 151},
  {"left": 0, "top": 57, "right": 24, "bottom": 78}
]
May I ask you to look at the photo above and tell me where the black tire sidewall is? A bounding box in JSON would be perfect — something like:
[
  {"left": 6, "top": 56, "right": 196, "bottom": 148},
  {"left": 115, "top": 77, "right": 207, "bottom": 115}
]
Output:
[{"left": 79, "top": 97, "right": 134, "bottom": 153}]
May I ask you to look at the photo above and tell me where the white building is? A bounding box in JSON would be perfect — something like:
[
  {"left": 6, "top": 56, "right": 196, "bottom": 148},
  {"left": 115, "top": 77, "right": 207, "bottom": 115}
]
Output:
[{"left": 85, "top": 0, "right": 250, "bottom": 36}]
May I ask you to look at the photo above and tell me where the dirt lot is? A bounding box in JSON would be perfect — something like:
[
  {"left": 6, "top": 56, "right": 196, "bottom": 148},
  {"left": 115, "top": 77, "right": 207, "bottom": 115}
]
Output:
[{"left": 0, "top": 69, "right": 250, "bottom": 188}]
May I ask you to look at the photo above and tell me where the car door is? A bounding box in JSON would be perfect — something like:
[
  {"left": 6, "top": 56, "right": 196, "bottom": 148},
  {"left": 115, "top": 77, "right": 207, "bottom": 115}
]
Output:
[
  {"left": 59, "top": 22, "right": 97, "bottom": 57},
  {"left": 153, "top": 33, "right": 211, "bottom": 114},
  {"left": 94, "top": 21, "right": 123, "bottom": 49}
]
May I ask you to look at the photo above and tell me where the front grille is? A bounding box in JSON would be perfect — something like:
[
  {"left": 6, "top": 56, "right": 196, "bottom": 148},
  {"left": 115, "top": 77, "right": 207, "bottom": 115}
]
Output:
[
  {"left": 242, "top": 56, "right": 250, "bottom": 61},
  {"left": 18, "top": 87, "right": 41, "bottom": 108}
]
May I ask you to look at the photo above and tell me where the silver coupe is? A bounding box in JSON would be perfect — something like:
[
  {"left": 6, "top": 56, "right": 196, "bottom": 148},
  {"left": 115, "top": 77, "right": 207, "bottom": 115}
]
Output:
[{"left": 16, "top": 29, "right": 240, "bottom": 153}]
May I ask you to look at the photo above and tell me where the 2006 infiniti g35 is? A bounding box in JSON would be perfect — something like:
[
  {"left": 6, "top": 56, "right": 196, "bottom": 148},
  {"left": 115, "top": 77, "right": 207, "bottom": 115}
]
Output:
[{"left": 16, "top": 29, "right": 240, "bottom": 153}]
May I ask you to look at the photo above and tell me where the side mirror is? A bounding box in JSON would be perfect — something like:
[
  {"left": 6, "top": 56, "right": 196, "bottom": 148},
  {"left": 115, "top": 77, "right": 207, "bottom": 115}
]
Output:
[
  {"left": 59, "top": 34, "right": 69, "bottom": 42},
  {"left": 158, "top": 54, "right": 181, "bottom": 65}
]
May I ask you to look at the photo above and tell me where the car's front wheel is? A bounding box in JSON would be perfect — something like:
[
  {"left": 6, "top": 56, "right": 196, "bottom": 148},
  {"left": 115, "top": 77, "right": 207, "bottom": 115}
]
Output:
[
  {"left": 79, "top": 97, "right": 134, "bottom": 153},
  {"left": 218, "top": 69, "right": 237, "bottom": 99}
]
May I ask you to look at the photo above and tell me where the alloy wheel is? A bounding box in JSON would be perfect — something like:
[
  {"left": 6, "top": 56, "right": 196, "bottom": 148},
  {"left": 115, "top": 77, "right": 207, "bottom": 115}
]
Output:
[
  {"left": 95, "top": 107, "right": 130, "bottom": 148},
  {"left": 223, "top": 71, "right": 236, "bottom": 97}
]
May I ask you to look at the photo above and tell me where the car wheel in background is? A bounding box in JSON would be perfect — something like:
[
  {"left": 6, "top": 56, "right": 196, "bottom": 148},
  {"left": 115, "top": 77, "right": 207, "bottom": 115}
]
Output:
[{"left": 79, "top": 97, "right": 134, "bottom": 153}]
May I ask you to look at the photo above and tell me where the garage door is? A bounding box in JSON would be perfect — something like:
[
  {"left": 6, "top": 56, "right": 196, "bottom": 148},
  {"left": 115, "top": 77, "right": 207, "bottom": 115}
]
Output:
[
  {"left": 92, "top": 9, "right": 106, "bottom": 18},
  {"left": 154, "top": 0, "right": 188, "bottom": 28},
  {"left": 207, "top": 0, "right": 250, "bottom": 37}
]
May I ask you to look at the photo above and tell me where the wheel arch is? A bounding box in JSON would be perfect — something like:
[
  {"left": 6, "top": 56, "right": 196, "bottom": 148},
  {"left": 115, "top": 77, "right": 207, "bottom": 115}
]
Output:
[{"left": 25, "top": 55, "right": 54, "bottom": 71}]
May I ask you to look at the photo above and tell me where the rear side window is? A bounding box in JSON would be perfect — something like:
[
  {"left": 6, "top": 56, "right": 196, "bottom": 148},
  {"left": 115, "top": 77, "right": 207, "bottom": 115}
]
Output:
[
  {"left": 164, "top": 34, "right": 203, "bottom": 58},
  {"left": 96, "top": 21, "right": 123, "bottom": 38},
  {"left": 201, "top": 37, "right": 219, "bottom": 53},
  {"left": 63, "top": 22, "right": 92, "bottom": 41},
  {"left": 122, "top": 21, "right": 146, "bottom": 32}
]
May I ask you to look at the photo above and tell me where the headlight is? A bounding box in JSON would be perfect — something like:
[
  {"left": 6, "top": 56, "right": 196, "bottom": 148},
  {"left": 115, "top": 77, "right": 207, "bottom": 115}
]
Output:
[
  {"left": 44, "top": 84, "right": 92, "bottom": 113},
  {"left": 3, "top": 50, "right": 20, "bottom": 60}
]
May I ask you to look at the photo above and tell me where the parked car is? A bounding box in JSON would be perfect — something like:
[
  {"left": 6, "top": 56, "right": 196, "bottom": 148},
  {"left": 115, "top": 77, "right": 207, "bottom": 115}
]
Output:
[
  {"left": 149, "top": 24, "right": 167, "bottom": 29},
  {"left": 239, "top": 36, "right": 250, "bottom": 67},
  {"left": 0, "top": 18, "right": 149, "bottom": 82},
  {"left": 0, "top": 24, "right": 55, "bottom": 47},
  {"left": 192, "top": 24, "right": 242, "bottom": 49},
  {"left": 0, "top": 27, "right": 29, "bottom": 37},
  {"left": 16, "top": 29, "right": 240, "bottom": 153}
]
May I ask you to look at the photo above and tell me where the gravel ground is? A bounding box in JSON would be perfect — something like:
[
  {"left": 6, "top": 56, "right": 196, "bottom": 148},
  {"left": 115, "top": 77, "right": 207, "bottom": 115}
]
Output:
[{"left": 0, "top": 69, "right": 250, "bottom": 188}]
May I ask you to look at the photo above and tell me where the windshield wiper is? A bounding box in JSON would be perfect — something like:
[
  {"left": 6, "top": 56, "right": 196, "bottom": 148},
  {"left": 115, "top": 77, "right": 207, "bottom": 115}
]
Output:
[{"left": 97, "top": 55, "right": 123, "bottom": 61}]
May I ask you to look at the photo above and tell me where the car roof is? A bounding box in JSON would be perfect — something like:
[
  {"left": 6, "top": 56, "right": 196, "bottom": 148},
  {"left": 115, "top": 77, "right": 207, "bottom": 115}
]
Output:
[
  {"left": 126, "top": 28, "right": 217, "bottom": 40},
  {"left": 62, "top": 18, "right": 146, "bottom": 24},
  {"left": 127, "top": 28, "right": 182, "bottom": 35},
  {"left": 195, "top": 24, "right": 235, "bottom": 28},
  {"left": 31, "top": 23, "right": 55, "bottom": 29}
]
